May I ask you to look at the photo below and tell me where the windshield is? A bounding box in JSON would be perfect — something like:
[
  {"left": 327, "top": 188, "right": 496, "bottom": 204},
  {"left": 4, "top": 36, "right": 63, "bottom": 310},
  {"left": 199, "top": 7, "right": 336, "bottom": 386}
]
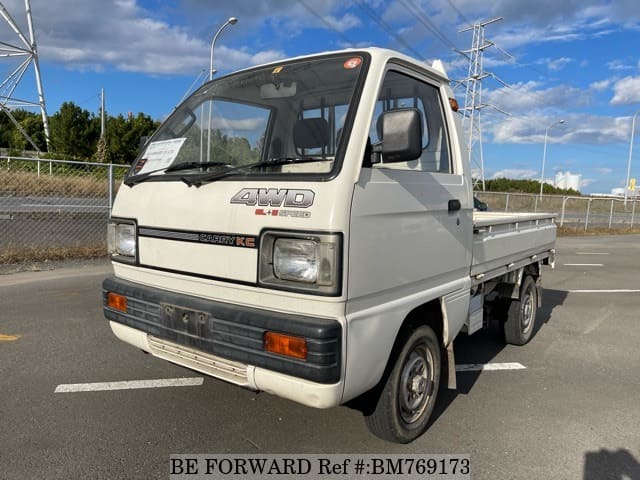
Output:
[{"left": 129, "top": 53, "right": 368, "bottom": 181}]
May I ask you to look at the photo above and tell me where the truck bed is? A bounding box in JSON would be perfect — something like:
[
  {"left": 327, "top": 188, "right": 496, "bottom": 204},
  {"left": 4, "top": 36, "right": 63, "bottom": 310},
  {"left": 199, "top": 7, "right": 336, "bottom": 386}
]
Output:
[{"left": 471, "top": 211, "right": 556, "bottom": 284}]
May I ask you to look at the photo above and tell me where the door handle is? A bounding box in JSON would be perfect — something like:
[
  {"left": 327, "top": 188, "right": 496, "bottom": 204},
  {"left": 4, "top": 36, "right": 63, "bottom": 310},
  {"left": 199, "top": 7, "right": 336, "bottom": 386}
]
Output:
[{"left": 448, "top": 199, "right": 461, "bottom": 212}]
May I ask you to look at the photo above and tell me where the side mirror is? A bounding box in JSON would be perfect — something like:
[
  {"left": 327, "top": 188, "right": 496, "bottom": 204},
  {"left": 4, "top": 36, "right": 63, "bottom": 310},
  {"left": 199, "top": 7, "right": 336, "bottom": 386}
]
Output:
[
  {"left": 374, "top": 108, "right": 423, "bottom": 163},
  {"left": 474, "top": 197, "right": 489, "bottom": 211}
]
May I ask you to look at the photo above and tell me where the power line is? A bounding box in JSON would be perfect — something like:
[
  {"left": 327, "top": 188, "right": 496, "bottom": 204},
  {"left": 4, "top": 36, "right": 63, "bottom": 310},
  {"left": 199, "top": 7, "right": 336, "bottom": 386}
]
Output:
[
  {"left": 444, "top": 0, "right": 469, "bottom": 24},
  {"left": 355, "top": 1, "right": 425, "bottom": 60},
  {"left": 397, "top": 0, "right": 459, "bottom": 52},
  {"left": 298, "top": 0, "right": 356, "bottom": 47}
]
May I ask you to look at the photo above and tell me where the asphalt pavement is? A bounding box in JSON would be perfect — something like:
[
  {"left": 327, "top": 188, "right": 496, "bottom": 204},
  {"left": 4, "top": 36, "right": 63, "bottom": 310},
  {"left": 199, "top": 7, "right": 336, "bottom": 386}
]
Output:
[{"left": 1, "top": 235, "right": 639, "bottom": 479}]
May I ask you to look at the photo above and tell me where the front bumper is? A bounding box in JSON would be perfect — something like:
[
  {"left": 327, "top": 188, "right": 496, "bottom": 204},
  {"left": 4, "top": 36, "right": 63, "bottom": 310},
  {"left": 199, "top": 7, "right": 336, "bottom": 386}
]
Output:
[{"left": 102, "top": 276, "right": 342, "bottom": 385}]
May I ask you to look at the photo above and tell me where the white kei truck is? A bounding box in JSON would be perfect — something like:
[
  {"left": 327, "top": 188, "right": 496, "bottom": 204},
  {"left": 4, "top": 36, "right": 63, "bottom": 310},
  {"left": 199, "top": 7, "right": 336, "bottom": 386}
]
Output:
[{"left": 103, "top": 48, "right": 556, "bottom": 443}]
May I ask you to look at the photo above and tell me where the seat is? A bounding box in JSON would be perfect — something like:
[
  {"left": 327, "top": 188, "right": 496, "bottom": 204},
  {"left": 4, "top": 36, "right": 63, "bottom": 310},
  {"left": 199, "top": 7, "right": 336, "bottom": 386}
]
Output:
[{"left": 293, "top": 117, "right": 330, "bottom": 154}]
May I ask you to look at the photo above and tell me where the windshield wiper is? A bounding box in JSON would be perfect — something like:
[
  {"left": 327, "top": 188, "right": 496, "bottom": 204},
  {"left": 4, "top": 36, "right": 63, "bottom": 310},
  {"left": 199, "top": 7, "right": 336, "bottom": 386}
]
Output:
[
  {"left": 124, "top": 161, "right": 233, "bottom": 187},
  {"left": 165, "top": 161, "right": 232, "bottom": 173},
  {"left": 182, "top": 157, "right": 333, "bottom": 187}
]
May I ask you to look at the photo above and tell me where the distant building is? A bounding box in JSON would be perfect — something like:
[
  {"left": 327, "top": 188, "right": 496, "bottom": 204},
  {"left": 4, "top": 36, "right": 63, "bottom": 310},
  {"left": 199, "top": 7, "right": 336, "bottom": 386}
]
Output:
[
  {"left": 555, "top": 171, "right": 581, "bottom": 191},
  {"left": 611, "top": 187, "right": 640, "bottom": 197}
]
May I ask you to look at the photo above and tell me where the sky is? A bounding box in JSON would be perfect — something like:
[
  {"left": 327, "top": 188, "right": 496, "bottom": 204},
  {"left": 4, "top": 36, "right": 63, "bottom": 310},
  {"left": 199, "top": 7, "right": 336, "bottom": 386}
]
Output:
[{"left": 1, "top": 0, "right": 640, "bottom": 194}]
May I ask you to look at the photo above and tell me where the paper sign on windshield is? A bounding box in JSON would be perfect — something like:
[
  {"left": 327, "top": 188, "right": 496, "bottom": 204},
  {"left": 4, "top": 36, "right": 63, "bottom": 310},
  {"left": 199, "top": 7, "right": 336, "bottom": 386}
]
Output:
[{"left": 137, "top": 138, "right": 187, "bottom": 174}]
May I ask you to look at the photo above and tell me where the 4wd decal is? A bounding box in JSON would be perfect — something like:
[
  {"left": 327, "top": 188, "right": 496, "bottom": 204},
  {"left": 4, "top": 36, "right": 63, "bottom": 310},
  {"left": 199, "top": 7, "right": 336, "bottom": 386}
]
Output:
[
  {"left": 230, "top": 188, "right": 315, "bottom": 208},
  {"left": 255, "top": 209, "right": 311, "bottom": 218}
]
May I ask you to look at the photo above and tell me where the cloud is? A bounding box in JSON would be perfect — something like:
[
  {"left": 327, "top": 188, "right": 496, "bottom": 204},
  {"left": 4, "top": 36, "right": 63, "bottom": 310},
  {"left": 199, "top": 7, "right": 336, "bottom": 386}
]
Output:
[
  {"left": 537, "top": 57, "right": 573, "bottom": 71},
  {"left": 607, "top": 59, "right": 637, "bottom": 71},
  {"left": 491, "top": 169, "right": 537, "bottom": 179},
  {"left": 213, "top": 116, "right": 266, "bottom": 131},
  {"left": 492, "top": 20, "right": 615, "bottom": 50},
  {"left": 323, "top": 13, "right": 361, "bottom": 32},
  {"left": 610, "top": 76, "right": 640, "bottom": 105},
  {"left": 595, "top": 168, "right": 614, "bottom": 174},
  {"left": 484, "top": 81, "right": 591, "bottom": 113},
  {"left": 590, "top": 79, "right": 614, "bottom": 91},
  {"left": 0, "top": 0, "right": 351, "bottom": 76},
  {"left": 490, "top": 114, "right": 630, "bottom": 145},
  {"left": 0, "top": 1, "right": 233, "bottom": 74}
]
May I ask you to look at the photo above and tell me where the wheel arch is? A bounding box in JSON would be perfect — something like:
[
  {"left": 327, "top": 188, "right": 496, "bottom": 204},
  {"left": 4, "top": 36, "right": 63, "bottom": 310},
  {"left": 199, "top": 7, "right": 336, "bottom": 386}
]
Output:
[{"left": 348, "top": 298, "right": 447, "bottom": 414}]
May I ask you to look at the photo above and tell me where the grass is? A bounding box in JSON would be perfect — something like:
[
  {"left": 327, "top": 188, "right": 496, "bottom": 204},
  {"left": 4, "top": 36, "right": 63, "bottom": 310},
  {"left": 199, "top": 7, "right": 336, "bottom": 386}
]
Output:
[
  {"left": 557, "top": 226, "right": 640, "bottom": 236},
  {"left": 0, "top": 170, "right": 111, "bottom": 197},
  {"left": 0, "top": 244, "right": 107, "bottom": 265},
  {"left": 0, "top": 167, "right": 126, "bottom": 197}
]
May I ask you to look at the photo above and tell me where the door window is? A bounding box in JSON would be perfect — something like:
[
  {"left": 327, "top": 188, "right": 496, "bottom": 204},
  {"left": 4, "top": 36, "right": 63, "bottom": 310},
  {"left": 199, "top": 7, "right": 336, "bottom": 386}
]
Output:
[{"left": 370, "top": 70, "right": 451, "bottom": 173}]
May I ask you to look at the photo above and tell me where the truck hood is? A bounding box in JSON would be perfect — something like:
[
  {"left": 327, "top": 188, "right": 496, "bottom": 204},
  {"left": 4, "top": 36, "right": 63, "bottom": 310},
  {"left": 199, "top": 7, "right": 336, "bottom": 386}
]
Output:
[{"left": 111, "top": 180, "right": 342, "bottom": 284}]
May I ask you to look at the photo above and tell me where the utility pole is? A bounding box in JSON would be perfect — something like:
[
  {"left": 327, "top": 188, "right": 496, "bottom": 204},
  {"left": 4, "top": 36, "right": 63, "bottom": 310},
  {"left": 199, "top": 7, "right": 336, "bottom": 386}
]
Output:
[
  {"left": 458, "top": 18, "right": 509, "bottom": 190},
  {"left": 100, "top": 88, "right": 105, "bottom": 138}
]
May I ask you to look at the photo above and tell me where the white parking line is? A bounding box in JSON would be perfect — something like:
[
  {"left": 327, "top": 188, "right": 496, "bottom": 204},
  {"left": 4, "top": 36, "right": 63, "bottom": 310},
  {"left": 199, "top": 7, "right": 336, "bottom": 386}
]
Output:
[
  {"left": 54, "top": 377, "right": 204, "bottom": 393},
  {"left": 575, "top": 252, "right": 609, "bottom": 255},
  {"left": 569, "top": 289, "right": 640, "bottom": 293},
  {"left": 456, "top": 362, "right": 526, "bottom": 372},
  {"left": 563, "top": 263, "right": 604, "bottom": 267}
]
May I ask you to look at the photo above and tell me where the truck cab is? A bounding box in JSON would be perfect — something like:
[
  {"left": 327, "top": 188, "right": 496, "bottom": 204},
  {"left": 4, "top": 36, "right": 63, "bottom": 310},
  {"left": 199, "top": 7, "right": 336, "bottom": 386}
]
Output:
[{"left": 103, "top": 48, "right": 555, "bottom": 443}]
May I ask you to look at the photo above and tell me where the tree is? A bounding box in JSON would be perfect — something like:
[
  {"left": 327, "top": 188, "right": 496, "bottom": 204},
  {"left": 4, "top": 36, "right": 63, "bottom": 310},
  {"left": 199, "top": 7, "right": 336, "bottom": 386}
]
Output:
[
  {"left": 484, "top": 178, "right": 580, "bottom": 196},
  {"left": 10, "top": 113, "right": 46, "bottom": 152},
  {"left": 104, "top": 113, "right": 159, "bottom": 164},
  {"left": 0, "top": 109, "right": 46, "bottom": 153},
  {"left": 49, "top": 102, "right": 99, "bottom": 158},
  {"left": 0, "top": 102, "right": 159, "bottom": 163}
]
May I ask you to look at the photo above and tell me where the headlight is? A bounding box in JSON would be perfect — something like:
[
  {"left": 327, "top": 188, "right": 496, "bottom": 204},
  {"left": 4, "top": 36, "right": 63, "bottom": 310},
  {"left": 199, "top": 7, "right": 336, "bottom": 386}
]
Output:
[
  {"left": 108, "top": 219, "right": 137, "bottom": 263},
  {"left": 274, "top": 238, "right": 318, "bottom": 283},
  {"left": 259, "top": 231, "right": 341, "bottom": 296}
]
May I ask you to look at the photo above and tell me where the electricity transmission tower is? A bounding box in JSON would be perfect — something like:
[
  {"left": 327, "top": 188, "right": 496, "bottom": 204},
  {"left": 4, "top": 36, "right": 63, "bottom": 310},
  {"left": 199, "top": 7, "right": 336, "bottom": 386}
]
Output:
[
  {"left": 458, "top": 17, "right": 509, "bottom": 190},
  {"left": 0, "top": 0, "right": 49, "bottom": 152}
]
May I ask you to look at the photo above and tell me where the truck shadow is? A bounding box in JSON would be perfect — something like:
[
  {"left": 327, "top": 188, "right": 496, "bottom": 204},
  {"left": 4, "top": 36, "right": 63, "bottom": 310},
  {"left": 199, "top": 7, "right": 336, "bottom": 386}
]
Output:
[
  {"left": 583, "top": 448, "right": 640, "bottom": 480},
  {"left": 431, "top": 288, "right": 568, "bottom": 424}
]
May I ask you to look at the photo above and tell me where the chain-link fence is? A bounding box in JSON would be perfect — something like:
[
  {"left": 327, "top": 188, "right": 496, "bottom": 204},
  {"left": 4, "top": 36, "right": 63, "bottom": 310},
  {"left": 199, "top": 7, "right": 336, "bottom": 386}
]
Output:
[
  {"left": 475, "top": 191, "right": 640, "bottom": 231},
  {"left": 0, "top": 156, "right": 129, "bottom": 263},
  {"left": 2, "top": 158, "right": 638, "bottom": 264}
]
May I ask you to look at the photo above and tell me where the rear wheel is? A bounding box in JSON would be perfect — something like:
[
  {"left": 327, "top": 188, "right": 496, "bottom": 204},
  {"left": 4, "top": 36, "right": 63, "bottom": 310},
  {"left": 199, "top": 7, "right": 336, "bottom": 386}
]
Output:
[
  {"left": 504, "top": 275, "right": 538, "bottom": 345},
  {"left": 364, "top": 325, "right": 441, "bottom": 443}
]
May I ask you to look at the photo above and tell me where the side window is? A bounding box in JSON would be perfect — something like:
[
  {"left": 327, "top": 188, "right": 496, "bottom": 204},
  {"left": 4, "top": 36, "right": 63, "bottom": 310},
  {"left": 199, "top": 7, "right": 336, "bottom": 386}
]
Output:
[{"left": 370, "top": 70, "right": 451, "bottom": 173}]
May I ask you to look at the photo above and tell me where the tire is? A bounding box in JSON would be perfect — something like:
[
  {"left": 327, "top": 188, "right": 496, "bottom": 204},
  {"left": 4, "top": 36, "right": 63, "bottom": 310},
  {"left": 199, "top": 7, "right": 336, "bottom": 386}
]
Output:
[
  {"left": 364, "top": 325, "right": 441, "bottom": 443},
  {"left": 504, "top": 275, "right": 538, "bottom": 346}
]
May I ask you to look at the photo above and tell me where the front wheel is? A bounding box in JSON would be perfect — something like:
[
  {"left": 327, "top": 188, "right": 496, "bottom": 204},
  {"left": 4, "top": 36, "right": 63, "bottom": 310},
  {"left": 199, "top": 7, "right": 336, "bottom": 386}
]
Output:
[{"left": 364, "top": 325, "right": 441, "bottom": 443}]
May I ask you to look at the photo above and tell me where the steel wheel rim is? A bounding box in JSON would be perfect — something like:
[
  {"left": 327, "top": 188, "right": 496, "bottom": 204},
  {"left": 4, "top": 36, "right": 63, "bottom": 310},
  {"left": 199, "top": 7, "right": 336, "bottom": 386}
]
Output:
[
  {"left": 398, "top": 346, "right": 434, "bottom": 424},
  {"left": 521, "top": 288, "right": 534, "bottom": 333}
]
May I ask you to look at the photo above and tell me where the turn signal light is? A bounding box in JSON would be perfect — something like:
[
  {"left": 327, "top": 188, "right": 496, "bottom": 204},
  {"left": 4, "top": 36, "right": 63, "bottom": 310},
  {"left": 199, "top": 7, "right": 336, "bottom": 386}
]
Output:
[
  {"left": 264, "top": 332, "right": 307, "bottom": 360},
  {"left": 107, "top": 292, "right": 127, "bottom": 312}
]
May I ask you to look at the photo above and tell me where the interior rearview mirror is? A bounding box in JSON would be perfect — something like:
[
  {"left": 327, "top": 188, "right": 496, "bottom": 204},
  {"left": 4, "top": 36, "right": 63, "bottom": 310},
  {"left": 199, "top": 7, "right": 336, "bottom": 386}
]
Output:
[{"left": 260, "top": 82, "right": 297, "bottom": 99}]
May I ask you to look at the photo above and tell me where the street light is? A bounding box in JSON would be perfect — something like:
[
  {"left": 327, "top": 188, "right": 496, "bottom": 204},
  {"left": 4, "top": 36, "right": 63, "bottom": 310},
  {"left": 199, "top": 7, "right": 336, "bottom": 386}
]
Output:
[
  {"left": 540, "top": 119, "right": 565, "bottom": 197},
  {"left": 205, "top": 17, "right": 238, "bottom": 162},
  {"left": 209, "top": 17, "right": 238, "bottom": 80},
  {"left": 624, "top": 108, "right": 640, "bottom": 206}
]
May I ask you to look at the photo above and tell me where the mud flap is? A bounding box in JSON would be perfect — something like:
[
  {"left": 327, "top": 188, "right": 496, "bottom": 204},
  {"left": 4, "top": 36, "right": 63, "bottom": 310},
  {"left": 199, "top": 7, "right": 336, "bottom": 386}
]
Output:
[{"left": 446, "top": 341, "right": 456, "bottom": 390}]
